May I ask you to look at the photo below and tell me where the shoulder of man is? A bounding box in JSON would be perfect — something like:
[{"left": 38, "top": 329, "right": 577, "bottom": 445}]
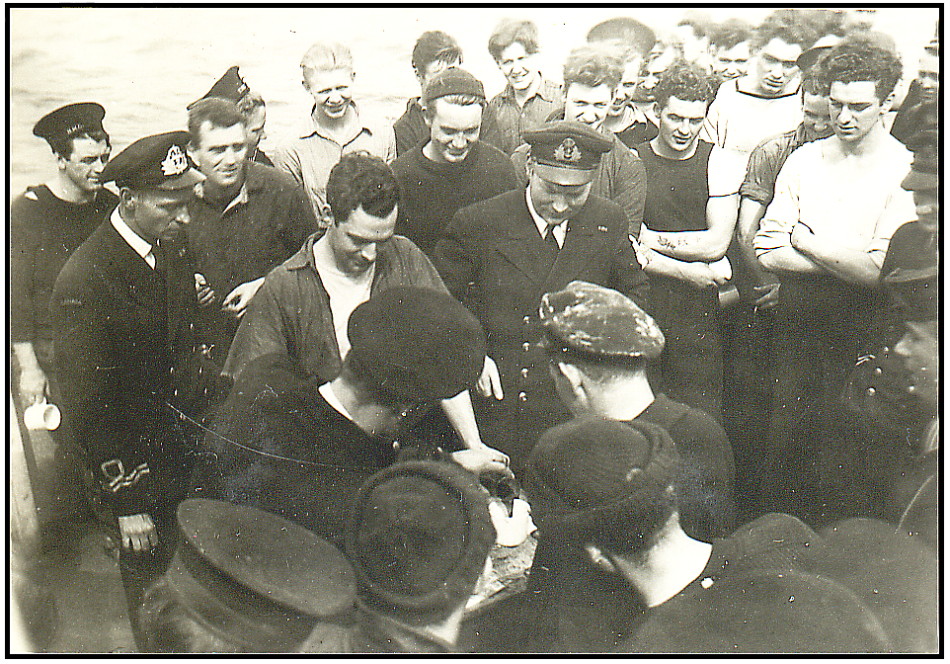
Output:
[{"left": 453, "top": 188, "right": 525, "bottom": 226}]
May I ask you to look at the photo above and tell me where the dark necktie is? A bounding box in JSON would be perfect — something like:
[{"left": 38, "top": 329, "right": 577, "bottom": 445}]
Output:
[{"left": 544, "top": 225, "right": 561, "bottom": 255}]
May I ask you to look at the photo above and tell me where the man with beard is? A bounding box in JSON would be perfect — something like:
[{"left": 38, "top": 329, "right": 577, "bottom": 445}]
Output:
[
  {"left": 511, "top": 46, "right": 648, "bottom": 236},
  {"left": 753, "top": 35, "right": 916, "bottom": 526},
  {"left": 51, "top": 132, "right": 216, "bottom": 645},
  {"left": 633, "top": 61, "right": 738, "bottom": 419},
  {"left": 483, "top": 19, "right": 562, "bottom": 156},
  {"left": 184, "top": 98, "right": 317, "bottom": 364}
]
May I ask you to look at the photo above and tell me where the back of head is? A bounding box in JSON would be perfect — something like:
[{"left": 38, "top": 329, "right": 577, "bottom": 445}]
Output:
[
  {"left": 652, "top": 59, "right": 717, "bottom": 110},
  {"left": 301, "top": 41, "right": 354, "bottom": 78},
  {"left": 524, "top": 417, "right": 680, "bottom": 556},
  {"left": 752, "top": 9, "right": 819, "bottom": 51},
  {"left": 326, "top": 151, "right": 400, "bottom": 224},
  {"left": 708, "top": 18, "right": 754, "bottom": 50},
  {"left": 412, "top": 30, "right": 462, "bottom": 72},
  {"left": 345, "top": 461, "right": 496, "bottom": 626},
  {"left": 187, "top": 97, "right": 245, "bottom": 145},
  {"left": 564, "top": 44, "right": 624, "bottom": 90},
  {"left": 488, "top": 18, "right": 540, "bottom": 61},
  {"left": 822, "top": 32, "right": 903, "bottom": 101}
]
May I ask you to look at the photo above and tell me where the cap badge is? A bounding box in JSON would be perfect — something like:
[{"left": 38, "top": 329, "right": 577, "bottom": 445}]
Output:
[
  {"left": 554, "top": 138, "right": 582, "bottom": 163},
  {"left": 161, "top": 144, "right": 188, "bottom": 176}
]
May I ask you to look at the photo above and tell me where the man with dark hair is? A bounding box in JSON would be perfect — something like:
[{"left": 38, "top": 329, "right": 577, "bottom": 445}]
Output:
[
  {"left": 392, "top": 67, "right": 519, "bottom": 257},
  {"left": 185, "top": 97, "right": 317, "bottom": 364},
  {"left": 12, "top": 103, "right": 115, "bottom": 416},
  {"left": 891, "top": 36, "right": 939, "bottom": 147},
  {"left": 586, "top": 17, "right": 660, "bottom": 148},
  {"left": 50, "top": 132, "right": 217, "bottom": 645},
  {"left": 709, "top": 18, "right": 755, "bottom": 82},
  {"left": 754, "top": 35, "right": 915, "bottom": 525},
  {"left": 195, "top": 287, "right": 505, "bottom": 548},
  {"left": 341, "top": 461, "right": 497, "bottom": 652},
  {"left": 393, "top": 31, "right": 463, "bottom": 156},
  {"left": 434, "top": 121, "right": 649, "bottom": 475},
  {"left": 483, "top": 19, "right": 561, "bottom": 156},
  {"left": 702, "top": 9, "right": 817, "bottom": 185},
  {"left": 189, "top": 66, "right": 274, "bottom": 166},
  {"left": 224, "top": 153, "right": 504, "bottom": 461},
  {"left": 633, "top": 61, "right": 738, "bottom": 419},
  {"left": 673, "top": 11, "right": 715, "bottom": 69},
  {"left": 512, "top": 45, "right": 649, "bottom": 236}
]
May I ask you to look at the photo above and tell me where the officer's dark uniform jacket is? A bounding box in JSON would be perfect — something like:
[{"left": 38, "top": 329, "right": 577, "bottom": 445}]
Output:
[
  {"left": 433, "top": 189, "right": 649, "bottom": 471},
  {"left": 51, "top": 220, "right": 218, "bottom": 518}
]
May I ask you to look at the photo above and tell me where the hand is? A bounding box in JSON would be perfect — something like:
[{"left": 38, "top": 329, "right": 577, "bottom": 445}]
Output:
[
  {"left": 628, "top": 234, "right": 651, "bottom": 268},
  {"left": 18, "top": 366, "right": 48, "bottom": 406},
  {"left": 790, "top": 223, "right": 815, "bottom": 252},
  {"left": 680, "top": 262, "right": 728, "bottom": 289},
  {"left": 477, "top": 356, "right": 504, "bottom": 400},
  {"left": 488, "top": 498, "right": 537, "bottom": 546},
  {"left": 450, "top": 447, "right": 513, "bottom": 478},
  {"left": 118, "top": 513, "right": 158, "bottom": 553},
  {"left": 194, "top": 273, "right": 216, "bottom": 308},
  {"left": 752, "top": 281, "right": 781, "bottom": 309},
  {"left": 221, "top": 277, "right": 265, "bottom": 319}
]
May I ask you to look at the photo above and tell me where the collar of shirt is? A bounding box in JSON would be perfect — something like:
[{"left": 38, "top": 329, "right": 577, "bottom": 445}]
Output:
[
  {"left": 525, "top": 186, "right": 566, "bottom": 248},
  {"left": 499, "top": 76, "right": 560, "bottom": 105},
  {"left": 299, "top": 101, "right": 374, "bottom": 145},
  {"left": 318, "top": 382, "right": 355, "bottom": 422},
  {"left": 194, "top": 179, "right": 248, "bottom": 215},
  {"left": 286, "top": 230, "right": 392, "bottom": 276},
  {"left": 110, "top": 207, "right": 155, "bottom": 268}
]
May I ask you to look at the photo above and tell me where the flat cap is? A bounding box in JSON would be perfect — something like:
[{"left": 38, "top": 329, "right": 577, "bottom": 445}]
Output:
[
  {"left": 33, "top": 102, "right": 106, "bottom": 144},
  {"left": 346, "top": 461, "right": 496, "bottom": 624},
  {"left": 524, "top": 120, "right": 613, "bottom": 185},
  {"left": 187, "top": 65, "right": 251, "bottom": 110},
  {"left": 540, "top": 280, "right": 665, "bottom": 362},
  {"left": 422, "top": 66, "right": 485, "bottom": 107},
  {"left": 347, "top": 286, "right": 486, "bottom": 403},
  {"left": 796, "top": 34, "right": 841, "bottom": 70},
  {"left": 99, "top": 130, "right": 204, "bottom": 190},
  {"left": 169, "top": 499, "right": 356, "bottom": 651}
]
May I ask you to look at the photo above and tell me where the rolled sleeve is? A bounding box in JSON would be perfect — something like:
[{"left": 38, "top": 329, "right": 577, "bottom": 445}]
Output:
[
  {"left": 753, "top": 158, "right": 801, "bottom": 258},
  {"left": 867, "top": 186, "right": 917, "bottom": 267}
]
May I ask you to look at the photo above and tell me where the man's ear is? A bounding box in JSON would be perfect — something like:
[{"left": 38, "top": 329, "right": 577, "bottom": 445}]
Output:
[
  {"left": 880, "top": 91, "right": 896, "bottom": 114},
  {"left": 557, "top": 361, "right": 585, "bottom": 394},
  {"left": 118, "top": 187, "right": 135, "bottom": 207},
  {"left": 422, "top": 108, "right": 432, "bottom": 128}
]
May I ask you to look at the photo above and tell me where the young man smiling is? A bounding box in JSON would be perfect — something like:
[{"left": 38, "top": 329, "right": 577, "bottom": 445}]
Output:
[
  {"left": 753, "top": 35, "right": 916, "bottom": 526},
  {"left": 275, "top": 41, "right": 395, "bottom": 226}
]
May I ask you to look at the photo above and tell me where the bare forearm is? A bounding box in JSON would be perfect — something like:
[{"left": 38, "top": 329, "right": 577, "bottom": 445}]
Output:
[
  {"left": 736, "top": 200, "right": 777, "bottom": 284},
  {"left": 796, "top": 243, "right": 881, "bottom": 286},
  {"left": 440, "top": 390, "right": 482, "bottom": 449},
  {"left": 758, "top": 247, "right": 824, "bottom": 273},
  {"left": 647, "top": 229, "right": 731, "bottom": 262}
]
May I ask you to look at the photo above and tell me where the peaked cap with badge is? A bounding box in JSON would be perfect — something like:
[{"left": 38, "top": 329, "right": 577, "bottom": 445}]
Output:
[
  {"left": 540, "top": 280, "right": 665, "bottom": 363},
  {"left": 187, "top": 65, "right": 251, "bottom": 110},
  {"left": 33, "top": 101, "right": 107, "bottom": 148},
  {"left": 99, "top": 131, "right": 204, "bottom": 190},
  {"left": 524, "top": 120, "right": 613, "bottom": 185}
]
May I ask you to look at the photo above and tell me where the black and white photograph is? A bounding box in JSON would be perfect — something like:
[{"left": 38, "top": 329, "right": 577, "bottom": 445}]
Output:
[{"left": 8, "top": 5, "right": 941, "bottom": 654}]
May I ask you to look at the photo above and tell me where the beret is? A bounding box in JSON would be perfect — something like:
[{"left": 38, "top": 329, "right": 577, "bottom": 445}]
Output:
[
  {"left": 345, "top": 461, "right": 496, "bottom": 623},
  {"left": 422, "top": 66, "right": 485, "bottom": 107},
  {"left": 540, "top": 280, "right": 665, "bottom": 362},
  {"left": 902, "top": 141, "right": 938, "bottom": 191},
  {"left": 187, "top": 65, "right": 251, "bottom": 110},
  {"left": 99, "top": 130, "right": 204, "bottom": 190},
  {"left": 524, "top": 120, "right": 613, "bottom": 185},
  {"left": 346, "top": 286, "right": 486, "bottom": 403},
  {"left": 169, "top": 499, "right": 356, "bottom": 651},
  {"left": 33, "top": 102, "right": 106, "bottom": 144}
]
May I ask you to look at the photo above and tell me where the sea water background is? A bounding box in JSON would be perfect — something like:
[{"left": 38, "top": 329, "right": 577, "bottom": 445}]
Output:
[{"left": 9, "top": 6, "right": 937, "bottom": 196}]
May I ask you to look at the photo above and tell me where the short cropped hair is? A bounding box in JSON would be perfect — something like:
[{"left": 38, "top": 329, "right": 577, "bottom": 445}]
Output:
[
  {"left": 709, "top": 18, "right": 754, "bottom": 50},
  {"left": 236, "top": 90, "right": 266, "bottom": 116},
  {"left": 301, "top": 41, "right": 354, "bottom": 80},
  {"left": 488, "top": 19, "right": 540, "bottom": 61},
  {"left": 49, "top": 127, "right": 111, "bottom": 160},
  {"left": 326, "top": 151, "right": 399, "bottom": 224},
  {"left": 563, "top": 45, "right": 624, "bottom": 90},
  {"left": 423, "top": 93, "right": 486, "bottom": 121},
  {"left": 823, "top": 33, "right": 903, "bottom": 101},
  {"left": 586, "top": 17, "right": 657, "bottom": 61},
  {"left": 412, "top": 31, "right": 462, "bottom": 73},
  {"left": 677, "top": 13, "right": 714, "bottom": 39},
  {"left": 187, "top": 98, "right": 246, "bottom": 146},
  {"left": 801, "top": 63, "right": 830, "bottom": 96},
  {"left": 653, "top": 60, "right": 717, "bottom": 110},
  {"left": 752, "top": 9, "right": 818, "bottom": 51}
]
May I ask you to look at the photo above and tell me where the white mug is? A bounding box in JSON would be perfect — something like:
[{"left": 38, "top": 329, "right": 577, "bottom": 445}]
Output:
[{"left": 24, "top": 400, "right": 61, "bottom": 431}]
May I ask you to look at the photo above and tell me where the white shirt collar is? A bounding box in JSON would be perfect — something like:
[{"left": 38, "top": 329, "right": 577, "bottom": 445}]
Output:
[
  {"left": 319, "top": 382, "right": 355, "bottom": 422},
  {"left": 111, "top": 207, "right": 156, "bottom": 268},
  {"left": 195, "top": 180, "right": 248, "bottom": 214},
  {"left": 525, "top": 187, "right": 566, "bottom": 248}
]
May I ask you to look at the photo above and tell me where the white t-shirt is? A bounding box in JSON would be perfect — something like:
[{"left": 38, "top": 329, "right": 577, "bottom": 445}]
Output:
[
  {"left": 754, "top": 134, "right": 916, "bottom": 268},
  {"left": 313, "top": 235, "right": 375, "bottom": 359}
]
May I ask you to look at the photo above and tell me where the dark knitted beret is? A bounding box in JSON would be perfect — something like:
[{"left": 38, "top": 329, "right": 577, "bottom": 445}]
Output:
[
  {"left": 524, "top": 417, "right": 681, "bottom": 543},
  {"left": 346, "top": 286, "right": 486, "bottom": 403},
  {"left": 345, "top": 461, "right": 496, "bottom": 625},
  {"left": 422, "top": 66, "right": 486, "bottom": 106}
]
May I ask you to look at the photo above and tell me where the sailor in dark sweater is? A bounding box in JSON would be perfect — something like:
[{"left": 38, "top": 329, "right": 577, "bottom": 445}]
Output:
[{"left": 392, "top": 67, "right": 519, "bottom": 256}]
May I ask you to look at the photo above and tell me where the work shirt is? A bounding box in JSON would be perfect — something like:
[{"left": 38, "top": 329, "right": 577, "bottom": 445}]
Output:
[
  {"left": 484, "top": 77, "right": 562, "bottom": 156},
  {"left": 274, "top": 104, "right": 396, "bottom": 224},
  {"left": 740, "top": 124, "right": 809, "bottom": 206}
]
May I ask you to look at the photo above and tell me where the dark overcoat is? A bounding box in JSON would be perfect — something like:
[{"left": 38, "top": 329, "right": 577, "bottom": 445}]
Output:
[{"left": 433, "top": 189, "right": 649, "bottom": 471}]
